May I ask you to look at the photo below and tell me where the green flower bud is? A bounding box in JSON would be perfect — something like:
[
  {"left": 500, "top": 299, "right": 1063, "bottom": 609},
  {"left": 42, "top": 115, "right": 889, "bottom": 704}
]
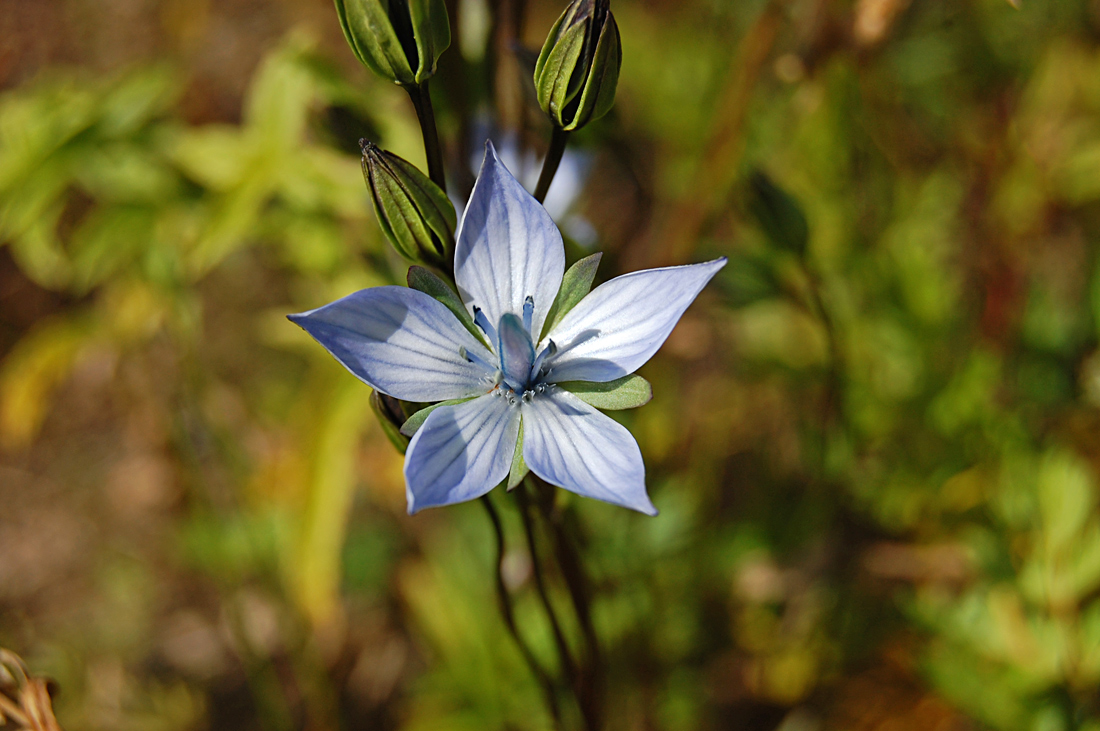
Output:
[
  {"left": 370, "top": 390, "right": 410, "bottom": 453},
  {"left": 361, "top": 140, "right": 457, "bottom": 263},
  {"left": 534, "top": 0, "right": 622, "bottom": 131},
  {"left": 334, "top": 0, "right": 450, "bottom": 86}
]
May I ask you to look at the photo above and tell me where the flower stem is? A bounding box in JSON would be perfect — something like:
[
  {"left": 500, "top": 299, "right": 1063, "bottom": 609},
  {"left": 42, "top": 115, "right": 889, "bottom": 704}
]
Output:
[
  {"left": 479, "top": 495, "right": 562, "bottom": 727},
  {"left": 406, "top": 82, "right": 448, "bottom": 195},
  {"left": 533, "top": 126, "right": 570, "bottom": 204},
  {"left": 530, "top": 477, "right": 604, "bottom": 730},
  {"left": 517, "top": 483, "right": 578, "bottom": 689}
]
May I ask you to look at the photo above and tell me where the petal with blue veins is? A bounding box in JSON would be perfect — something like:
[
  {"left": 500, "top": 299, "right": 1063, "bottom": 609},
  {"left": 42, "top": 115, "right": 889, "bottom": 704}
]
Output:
[
  {"left": 455, "top": 142, "right": 565, "bottom": 338},
  {"left": 289, "top": 286, "right": 495, "bottom": 402},
  {"left": 543, "top": 258, "right": 727, "bottom": 383},
  {"left": 522, "top": 388, "right": 656, "bottom": 516},
  {"left": 405, "top": 394, "right": 521, "bottom": 513}
]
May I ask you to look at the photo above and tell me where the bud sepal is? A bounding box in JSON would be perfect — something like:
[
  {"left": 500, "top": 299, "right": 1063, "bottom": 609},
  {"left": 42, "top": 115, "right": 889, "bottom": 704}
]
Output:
[{"left": 334, "top": 0, "right": 451, "bottom": 85}]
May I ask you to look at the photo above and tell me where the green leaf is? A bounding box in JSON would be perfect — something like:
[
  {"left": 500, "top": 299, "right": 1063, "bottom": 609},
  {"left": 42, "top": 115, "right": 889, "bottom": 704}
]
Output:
[
  {"left": 541, "top": 252, "right": 601, "bottom": 340},
  {"left": 407, "top": 266, "right": 487, "bottom": 346},
  {"left": 400, "top": 397, "right": 475, "bottom": 437},
  {"left": 558, "top": 375, "right": 652, "bottom": 410},
  {"left": 715, "top": 252, "right": 780, "bottom": 308},
  {"left": 507, "top": 423, "right": 528, "bottom": 490},
  {"left": 748, "top": 170, "right": 809, "bottom": 258}
]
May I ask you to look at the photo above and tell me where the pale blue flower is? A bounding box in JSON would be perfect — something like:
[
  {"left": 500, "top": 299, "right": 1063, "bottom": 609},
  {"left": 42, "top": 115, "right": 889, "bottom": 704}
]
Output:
[{"left": 290, "top": 143, "right": 725, "bottom": 516}]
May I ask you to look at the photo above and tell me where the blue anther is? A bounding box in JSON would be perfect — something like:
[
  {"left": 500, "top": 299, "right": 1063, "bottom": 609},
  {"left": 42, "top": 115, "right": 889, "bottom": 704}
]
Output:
[
  {"left": 472, "top": 306, "right": 498, "bottom": 344},
  {"left": 523, "top": 296, "right": 534, "bottom": 334},
  {"left": 530, "top": 339, "right": 557, "bottom": 382},
  {"left": 459, "top": 345, "right": 496, "bottom": 373}
]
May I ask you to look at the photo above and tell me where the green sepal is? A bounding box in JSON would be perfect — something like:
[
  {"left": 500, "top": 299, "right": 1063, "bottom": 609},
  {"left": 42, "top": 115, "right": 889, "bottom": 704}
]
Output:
[
  {"left": 363, "top": 143, "right": 455, "bottom": 263},
  {"left": 407, "top": 266, "right": 488, "bottom": 347},
  {"left": 333, "top": 0, "right": 450, "bottom": 85},
  {"left": 567, "top": 11, "right": 620, "bottom": 131},
  {"left": 408, "top": 0, "right": 451, "bottom": 84},
  {"left": 333, "top": 0, "right": 415, "bottom": 84},
  {"left": 747, "top": 170, "right": 808, "bottom": 258},
  {"left": 400, "top": 397, "right": 476, "bottom": 437},
  {"left": 541, "top": 252, "right": 601, "bottom": 340},
  {"left": 558, "top": 374, "right": 652, "bottom": 410},
  {"left": 535, "top": 13, "right": 589, "bottom": 127},
  {"left": 370, "top": 390, "right": 410, "bottom": 453},
  {"left": 507, "top": 422, "right": 529, "bottom": 490},
  {"left": 533, "top": 0, "right": 620, "bottom": 130}
]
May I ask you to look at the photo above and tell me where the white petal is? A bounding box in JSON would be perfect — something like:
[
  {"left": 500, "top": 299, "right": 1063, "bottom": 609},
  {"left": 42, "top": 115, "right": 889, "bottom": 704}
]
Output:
[
  {"left": 405, "top": 393, "right": 520, "bottom": 513},
  {"left": 544, "top": 258, "right": 727, "bottom": 383},
  {"left": 522, "top": 388, "right": 656, "bottom": 515},
  {"left": 289, "top": 286, "right": 494, "bottom": 402},
  {"left": 455, "top": 142, "right": 565, "bottom": 338}
]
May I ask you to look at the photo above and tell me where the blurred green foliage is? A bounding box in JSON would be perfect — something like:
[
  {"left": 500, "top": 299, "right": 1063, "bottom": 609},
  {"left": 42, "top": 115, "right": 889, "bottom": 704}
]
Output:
[{"left": 4, "top": 1, "right": 1100, "bottom": 730}]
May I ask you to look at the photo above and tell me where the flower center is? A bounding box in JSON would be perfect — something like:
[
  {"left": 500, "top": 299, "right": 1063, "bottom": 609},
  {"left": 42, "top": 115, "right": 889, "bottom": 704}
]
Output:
[{"left": 461, "top": 297, "right": 558, "bottom": 400}]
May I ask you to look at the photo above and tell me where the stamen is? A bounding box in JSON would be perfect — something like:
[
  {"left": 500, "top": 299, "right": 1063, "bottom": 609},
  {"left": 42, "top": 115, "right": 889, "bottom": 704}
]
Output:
[
  {"left": 523, "top": 296, "right": 534, "bottom": 334},
  {"left": 530, "top": 339, "right": 557, "bottom": 381},
  {"left": 473, "top": 306, "right": 498, "bottom": 345},
  {"left": 459, "top": 345, "right": 496, "bottom": 373}
]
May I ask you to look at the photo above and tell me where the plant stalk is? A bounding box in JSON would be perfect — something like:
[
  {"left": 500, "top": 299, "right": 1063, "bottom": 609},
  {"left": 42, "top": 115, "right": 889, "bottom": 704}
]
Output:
[
  {"left": 531, "top": 477, "right": 604, "bottom": 730},
  {"left": 518, "top": 482, "right": 578, "bottom": 688},
  {"left": 406, "top": 82, "right": 448, "bottom": 195},
  {"left": 480, "top": 495, "right": 562, "bottom": 727},
  {"left": 533, "top": 127, "right": 570, "bottom": 204}
]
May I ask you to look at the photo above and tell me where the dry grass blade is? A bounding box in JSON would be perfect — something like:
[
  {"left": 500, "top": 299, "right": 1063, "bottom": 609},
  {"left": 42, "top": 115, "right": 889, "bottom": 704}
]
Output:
[{"left": 0, "top": 651, "right": 61, "bottom": 731}]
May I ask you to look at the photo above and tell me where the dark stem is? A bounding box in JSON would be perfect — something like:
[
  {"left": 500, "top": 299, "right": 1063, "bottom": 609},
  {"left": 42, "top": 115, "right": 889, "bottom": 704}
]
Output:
[
  {"left": 479, "top": 496, "right": 562, "bottom": 727},
  {"left": 805, "top": 269, "right": 842, "bottom": 473},
  {"left": 533, "top": 126, "right": 570, "bottom": 204},
  {"left": 517, "top": 483, "right": 578, "bottom": 686},
  {"left": 529, "top": 477, "right": 604, "bottom": 731},
  {"left": 406, "top": 82, "right": 448, "bottom": 195}
]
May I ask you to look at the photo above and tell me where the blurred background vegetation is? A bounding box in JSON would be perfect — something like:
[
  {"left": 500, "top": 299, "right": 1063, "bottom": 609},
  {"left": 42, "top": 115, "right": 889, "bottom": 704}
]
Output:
[{"left": 3, "top": 0, "right": 1100, "bottom": 729}]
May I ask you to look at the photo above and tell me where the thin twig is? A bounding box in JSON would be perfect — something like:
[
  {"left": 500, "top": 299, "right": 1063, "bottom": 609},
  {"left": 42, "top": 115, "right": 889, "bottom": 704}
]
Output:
[{"left": 479, "top": 496, "right": 562, "bottom": 727}]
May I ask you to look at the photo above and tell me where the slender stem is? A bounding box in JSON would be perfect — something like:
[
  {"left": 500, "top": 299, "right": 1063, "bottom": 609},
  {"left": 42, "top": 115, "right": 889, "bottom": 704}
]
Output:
[
  {"left": 805, "top": 268, "right": 842, "bottom": 474},
  {"left": 517, "top": 484, "right": 578, "bottom": 686},
  {"left": 534, "top": 127, "right": 570, "bottom": 204},
  {"left": 406, "top": 82, "right": 448, "bottom": 195},
  {"left": 479, "top": 496, "right": 562, "bottom": 727},
  {"left": 531, "top": 477, "right": 604, "bottom": 730}
]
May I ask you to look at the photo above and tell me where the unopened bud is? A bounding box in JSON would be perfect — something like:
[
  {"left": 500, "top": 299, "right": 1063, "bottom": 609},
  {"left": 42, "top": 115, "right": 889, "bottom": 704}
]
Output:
[
  {"left": 361, "top": 140, "right": 456, "bottom": 263},
  {"left": 334, "top": 0, "right": 450, "bottom": 86},
  {"left": 534, "top": 0, "right": 622, "bottom": 131},
  {"left": 370, "top": 390, "right": 410, "bottom": 453}
]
